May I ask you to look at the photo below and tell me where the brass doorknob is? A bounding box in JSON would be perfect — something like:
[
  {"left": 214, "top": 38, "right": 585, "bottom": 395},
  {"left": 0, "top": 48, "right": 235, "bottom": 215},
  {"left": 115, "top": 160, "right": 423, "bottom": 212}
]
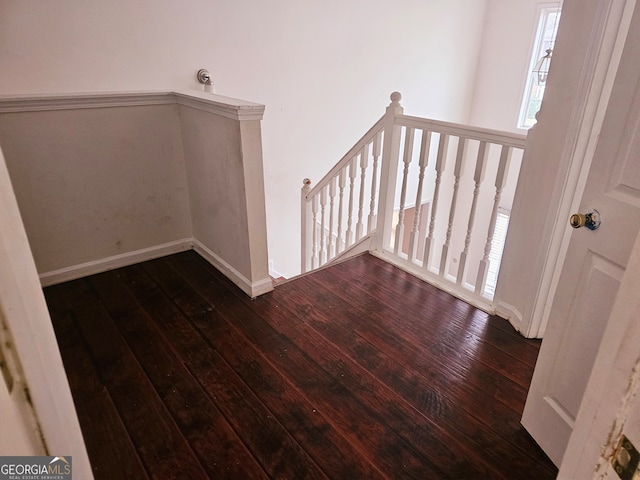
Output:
[
  {"left": 569, "top": 213, "right": 587, "bottom": 228},
  {"left": 570, "top": 209, "right": 601, "bottom": 230}
]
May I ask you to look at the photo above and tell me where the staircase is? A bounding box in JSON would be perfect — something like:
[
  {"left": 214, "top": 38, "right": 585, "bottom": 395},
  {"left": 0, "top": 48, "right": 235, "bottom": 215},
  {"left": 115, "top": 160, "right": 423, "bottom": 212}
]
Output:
[{"left": 301, "top": 92, "right": 527, "bottom": 313}]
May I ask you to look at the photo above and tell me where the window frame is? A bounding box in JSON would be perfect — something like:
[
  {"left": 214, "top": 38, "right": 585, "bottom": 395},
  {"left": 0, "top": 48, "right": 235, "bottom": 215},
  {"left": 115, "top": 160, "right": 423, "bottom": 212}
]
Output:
[{"left": 517, "top": 3, "right": 562, "bottom": 130}]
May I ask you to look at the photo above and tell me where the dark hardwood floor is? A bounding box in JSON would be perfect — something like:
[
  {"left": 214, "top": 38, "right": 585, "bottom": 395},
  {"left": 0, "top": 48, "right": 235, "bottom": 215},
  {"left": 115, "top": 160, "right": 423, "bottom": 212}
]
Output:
[{"left": 44, "top": 251, "right": 557, "bottom": 479}]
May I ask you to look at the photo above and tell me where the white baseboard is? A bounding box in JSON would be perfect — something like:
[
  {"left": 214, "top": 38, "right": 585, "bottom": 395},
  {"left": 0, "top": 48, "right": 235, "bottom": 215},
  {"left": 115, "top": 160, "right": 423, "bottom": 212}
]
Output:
[
  {"left": 39, "top": 238, "right": 193, "bottom": 287},
  {"left": 369, "top": 249, "right": 497, "bottom": 314},
  {"left": 268, "top": 259, "right": 286, "bottom": 280},
  {"left": 39, "top": 237, "right": 274, "bottom": 298},
  {"left": 495, "top": 301, "right": 527, "bottom": 336},
  {"left": 193, "top": 239, "right": 273, "bottom": 298}
]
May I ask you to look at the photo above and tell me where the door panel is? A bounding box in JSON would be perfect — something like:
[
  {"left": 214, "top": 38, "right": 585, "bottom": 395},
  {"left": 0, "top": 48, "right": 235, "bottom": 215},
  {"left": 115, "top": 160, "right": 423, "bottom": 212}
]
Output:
[
  {"left": 522, "top": 0, "right": 640, "bottom": 465},
  {"left": 553, "top": 253, "right": 623, "bottom": 417}
]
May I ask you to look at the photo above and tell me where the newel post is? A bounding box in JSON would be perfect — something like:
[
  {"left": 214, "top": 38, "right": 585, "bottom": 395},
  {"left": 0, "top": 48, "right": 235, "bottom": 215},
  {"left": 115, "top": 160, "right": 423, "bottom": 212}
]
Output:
[
  {"left": 301, "top": 178, "right": 312, "bottom": 273},
  {"left": 373, "top": 92, "right": 404, "bottom": 253}
]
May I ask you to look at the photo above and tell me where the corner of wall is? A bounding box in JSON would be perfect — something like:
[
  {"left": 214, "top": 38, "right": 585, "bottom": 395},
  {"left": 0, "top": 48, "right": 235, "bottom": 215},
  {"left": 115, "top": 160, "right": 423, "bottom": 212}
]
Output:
[
  {"left": 193, "top": 239, "right": 273, "bottom": 298},
  {"left": 495, "top": 301, "right": 531, "bottom": 337}
]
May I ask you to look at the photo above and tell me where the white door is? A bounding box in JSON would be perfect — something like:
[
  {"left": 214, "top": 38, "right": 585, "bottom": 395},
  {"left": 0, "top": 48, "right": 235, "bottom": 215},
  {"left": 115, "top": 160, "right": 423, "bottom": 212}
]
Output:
[
  {"left": 0, "top": 151, "right": 47, "bottom": 455},
  {"left": 0, "top": 147, "right": 48, "bottom": 455},
  {"left": 0, "top": 145, "right": 92, "bottom": 477},
  {"left": 522, "top": 0, "right": 640, "bottom": 466},
  {"left": 559, "top": 220, "right": 640, "bottom": 478}
]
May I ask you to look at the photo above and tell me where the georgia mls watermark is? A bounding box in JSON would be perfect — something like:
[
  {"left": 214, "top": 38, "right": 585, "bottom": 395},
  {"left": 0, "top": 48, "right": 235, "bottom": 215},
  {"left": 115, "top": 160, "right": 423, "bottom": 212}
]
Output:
[{"left": 0, "top": 456, "right": 71, "bottom": 480}]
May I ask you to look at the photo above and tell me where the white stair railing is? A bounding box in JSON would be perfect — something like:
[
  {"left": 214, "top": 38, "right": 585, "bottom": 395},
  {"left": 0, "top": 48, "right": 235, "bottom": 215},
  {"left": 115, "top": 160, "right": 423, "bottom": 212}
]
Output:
[
  {"left": 301, "top": 117, "right": 385, "bottom": 272},
  {"left": 302, "top": 92, "right": 526, "bottom": 311}
]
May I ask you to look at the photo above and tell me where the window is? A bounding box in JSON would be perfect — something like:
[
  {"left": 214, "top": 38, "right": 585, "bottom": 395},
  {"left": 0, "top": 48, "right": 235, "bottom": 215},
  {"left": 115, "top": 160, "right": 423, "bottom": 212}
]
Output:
[
  {"left": 517, "top": 5, "right": 561, "bottom": 129},
  {"left": 484, "top": 207, "right": 510, "bottom": 298}
]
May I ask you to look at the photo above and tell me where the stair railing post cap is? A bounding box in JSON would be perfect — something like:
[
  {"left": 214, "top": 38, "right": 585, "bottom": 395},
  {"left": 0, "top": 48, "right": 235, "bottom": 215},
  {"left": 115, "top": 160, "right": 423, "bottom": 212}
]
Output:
[{"left": 390, "top": 92, "right": 402, "bottom": 106}]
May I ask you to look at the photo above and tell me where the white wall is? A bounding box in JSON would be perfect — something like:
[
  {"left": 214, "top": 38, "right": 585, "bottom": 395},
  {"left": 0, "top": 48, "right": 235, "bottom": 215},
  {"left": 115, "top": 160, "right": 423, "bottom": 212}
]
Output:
[
  {"left": 0, "top": 91, "right": 273, "bottom": 297},
  {"left": 0, "top": 0, "right": 488, "bottom": 278},
  {"left": 179, "top": 102, "right": 271, "bottom": 296},
  {"left": 468, "top": 0, "right": 546, "bottom": 133},
  {"left": 0, "top": 104, "right": 192, "bottom": 276}
]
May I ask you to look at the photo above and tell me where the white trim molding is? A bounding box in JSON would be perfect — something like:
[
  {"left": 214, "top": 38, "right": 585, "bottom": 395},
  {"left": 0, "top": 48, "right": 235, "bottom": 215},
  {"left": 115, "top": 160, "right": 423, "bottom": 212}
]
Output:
[
  {"left": 40, "top": 238, "right": 275, "bottom": 299},
  {"left": 495, "top": 301, "right": 525, "bottom": 334},
  {"left": 173, "top": 90, "right": 265, "bottom": 121},
  {"left": 0, "top": 90, "right": 265, "bottom": 122},
  {"left": 0, "top": 91, "right": 174, "bottom": 113},
  {"left": 39, "top": 239, "right": 193, "bottom": 287},
  {"left": 193, "top": 240, "right": 274, "bottom": 298}
]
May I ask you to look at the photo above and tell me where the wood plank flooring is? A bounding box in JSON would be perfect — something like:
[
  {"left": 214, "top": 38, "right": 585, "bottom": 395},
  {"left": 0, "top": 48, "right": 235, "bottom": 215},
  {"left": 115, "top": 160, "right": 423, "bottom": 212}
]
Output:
[{"left": 44, "top": 251, "right": 557, "bottom": 479}]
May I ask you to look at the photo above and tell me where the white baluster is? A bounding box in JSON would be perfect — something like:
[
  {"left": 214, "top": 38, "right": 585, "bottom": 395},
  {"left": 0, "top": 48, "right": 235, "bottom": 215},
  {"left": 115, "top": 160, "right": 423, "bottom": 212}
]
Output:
[
  {"left": 319, "top": 185, "right": 328, "bottom": 266},
  {"left": 356, "top": 144, "right": 369, "bottom": 240},
  {"left": 408, "top": 130, "right": 432, "bottom": 262},
  {"left": 301, "top": 178, "right": 312, "bottom": 273},
  {"left": 394, "top": 127, "right": 415, "bottom": 255},
  {"left": 440, "top": 137, "right": 467, "bottom": 277},
  {"left": 336, "top": 168, "right": 347, "bottom": 254},
  {"left": 368, "top": 132, "right": 382, "bottom": 233},
  {"left": 476, "top": 145, "right": 512, "bottom": 294},
  {"left": 311, "top": 193, "right": 319, "bottom": 270},
  {"left": 457, "top": 141, "right": 489, "bottom": 285},
  {"left": 328, "top": 177, "right": 337, "bottom": 260},
  {"left": 374, "top": 92, "right": 404, "bottom": 253},
  {"left": 423, "top": 134, "right": 449, "bottom": 271},
  {"left": 346, "top": 157, "right": 357, "bottom": 247}
]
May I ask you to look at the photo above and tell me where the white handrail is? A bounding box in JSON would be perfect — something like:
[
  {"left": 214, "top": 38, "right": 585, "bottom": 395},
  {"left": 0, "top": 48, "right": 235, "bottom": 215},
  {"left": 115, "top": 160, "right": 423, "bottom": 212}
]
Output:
[
  {"left": 306, "top": 117, "right": 385, "bottom": 198},
  {"left": 301, "top": 114, "right": 387, "bottom": 273},
  {"left": 397, "top": 114, "right": 526, "bottom": 147}
]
